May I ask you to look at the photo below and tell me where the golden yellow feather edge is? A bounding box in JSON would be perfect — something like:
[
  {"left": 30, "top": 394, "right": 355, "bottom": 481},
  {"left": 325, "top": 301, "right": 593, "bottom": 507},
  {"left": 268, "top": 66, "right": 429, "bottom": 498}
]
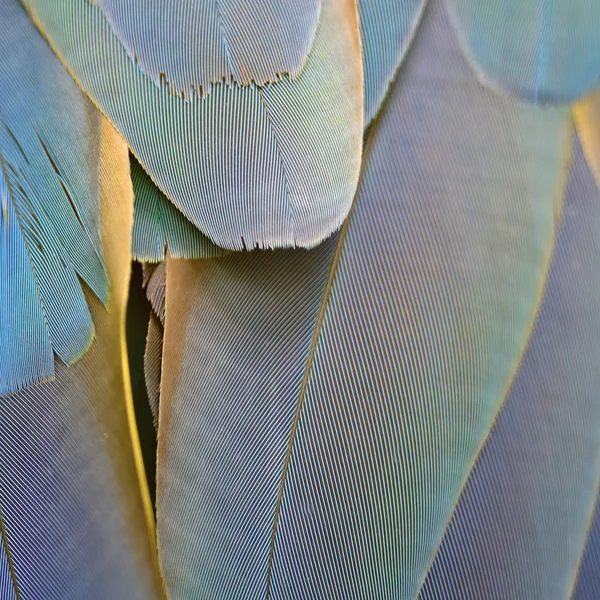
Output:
[{"left": 97, "top": 118, "right": 165, "bottom": 596}]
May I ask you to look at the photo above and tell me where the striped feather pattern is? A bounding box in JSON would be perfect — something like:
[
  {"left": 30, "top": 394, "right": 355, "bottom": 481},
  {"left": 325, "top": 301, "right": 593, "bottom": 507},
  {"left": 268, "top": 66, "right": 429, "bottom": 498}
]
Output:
[
  {"left": 419, "top": 135, "right": 600, "bottom": 600},
  {"left": 447, "top": 0, "right": 600, "bottom": 102},
  {"left": 0, "top": 120, "right": 163, "bottom": 599},
  {"left": 24, "top": 0, "right": 363, "bottom": 249},
  {"left": 0, "top": 0, "right": 108, "bottom": 395},
  {"left": 95, "top": 0, "right": 320, "bottom": 96},
  {"left": 131, "top": 155, "right": 228, "bottom": 262},
  {"left": 156, "top": 1, "right": 571, "bottom": 596},
  {"left": 145, "top": 313, "right": 163, "bottom": 430},
  {"left": 358, "top": 0, "right": 427, "bottom": 126}
]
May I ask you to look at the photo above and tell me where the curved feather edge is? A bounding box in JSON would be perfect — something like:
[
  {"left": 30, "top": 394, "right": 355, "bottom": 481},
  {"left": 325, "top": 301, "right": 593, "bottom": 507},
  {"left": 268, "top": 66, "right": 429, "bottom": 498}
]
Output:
[
  {"left": 418, "top": 133, "right": 600, "bottom": 600},
  {"left": 155, "top": 1, "right": 571, "bottom": 597},
  {"left": 0, "top": 0, "right": 109, "bottom": 395},
  {"left": 22, "top": 0, "right": 363, "bottom": 250},
  {"left": 0, "top": 119, "right": 164, "bottom": 599},
  {"left": 358, "top": 0, "right": 428, "bottom": 126},
  {"left": 445, "top": 0, "right": 600, "bottom": 104},
  {"left": 93, "top": 0, "right": 321, "bottom": 97},
  {"left": 131, "top": 155, "right": 229, "bottom": 262}
]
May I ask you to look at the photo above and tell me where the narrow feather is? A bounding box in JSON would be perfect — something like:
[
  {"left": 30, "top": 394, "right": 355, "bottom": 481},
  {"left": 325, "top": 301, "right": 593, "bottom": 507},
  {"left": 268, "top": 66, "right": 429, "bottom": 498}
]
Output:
[
  {"left": 447, "top": 0, "right": 600, "bottom": 102},
  {"left": 0, "top": 120, "right": 163, "bottom": 599},
  {"left": 156, "top": 1, "right": 570, "bottom": 597},
  {"left": 131, "top": 155, "right": 228, "bottom": 262},
  {"left": 23, "top": 0, "right": 363, "bottom": 249},
  {"left": 145, "top": 314, "right": 163, "bottom": 431},
  {"left": 358, "top": 0, "right": 427, "bottom": 126},
  {"left": 0, "top": 0, "right": 108, "bottom": 394},
  {"left": 0, "top": 521, "right": 17, "bottom": 600},
  {"left": 419, "top": 136, "right": 600, "bottom": 600},
  {"left": 95, "top": 0, "right": 320, "bottom": 96}
]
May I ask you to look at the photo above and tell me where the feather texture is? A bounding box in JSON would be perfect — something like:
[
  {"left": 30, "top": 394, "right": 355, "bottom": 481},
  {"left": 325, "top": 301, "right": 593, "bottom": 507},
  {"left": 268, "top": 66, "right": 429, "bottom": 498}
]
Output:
[
  {"left": 0, "top": 119, "right": 163, "bottom": 599},
  {"left": 419, "top": 135, "right": 600, "bottom": 600},
  {"left": 447, "top": 0, "right": 600, "bottom": 102},
  {"left": 23, "top": 0, "right": 363, "bottom": 249},
  {"left": 0, "top": 0, "right": 108, "bottom": 395},
  {"left": 95, "top": 0, "right": 320, "bottom": 96},
  {"left": 572, "top": 492, "right": 600, "bottom": 599},
  {"left": 131, "top": 155, "right": 228, "bottom": 262},
  {"left": 155, "top": 1, "right": 571, "bottom": 597},
  {"left": 358, "top": 0, "right": 427, "bottom": 126},
  {"left": 0, "top": 531, "right": 16, "bottom": 600}
]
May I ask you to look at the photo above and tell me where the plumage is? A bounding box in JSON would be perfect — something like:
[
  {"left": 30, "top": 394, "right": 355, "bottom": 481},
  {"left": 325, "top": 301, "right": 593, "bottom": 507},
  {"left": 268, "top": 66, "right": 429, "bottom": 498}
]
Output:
[
  {"left": 0, "top": 119, "right": 163, "bottom": 598},
  {"left": 0, "top": 0, "right": 108, "bottom": 395},
  {"left": 131, "top": 155, "right": 228, "bottom": 262},
  {"left": 572, "top": 493, "right": 600, "bottom": 599},
  {"left": 447, "top": 0, "right": 600, "bottom": 102},
  {"left": 22, "top": 0, "right": 363, "bottom": 250},
  {"left": 419, "top": 135, "right": 600, "bottom": 600},
  {"left": 95, "top": 0, "right": 321, "bottom": 97},
  {"left": 154, "top": 1, "right": 573, "bottom": 597},
  {"left": 358, "top": 0, "right": 427, "bottom": 126}
]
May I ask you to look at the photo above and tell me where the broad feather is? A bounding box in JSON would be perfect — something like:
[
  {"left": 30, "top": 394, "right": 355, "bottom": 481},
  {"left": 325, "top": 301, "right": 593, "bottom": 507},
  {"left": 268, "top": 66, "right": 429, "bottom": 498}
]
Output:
[
  {"left": 152, "top": 1, "right": 591, "bottom": 597},
  {"left": 22, "top": 0, "right": 363, "bottom": 250}
]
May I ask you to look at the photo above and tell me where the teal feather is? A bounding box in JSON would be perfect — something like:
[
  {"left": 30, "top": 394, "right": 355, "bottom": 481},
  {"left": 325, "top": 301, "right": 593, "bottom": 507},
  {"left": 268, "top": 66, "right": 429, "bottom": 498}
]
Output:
[
  {"left": 23, "top": 0, "right": 363, "bottom": 250},
  {"left": 131, "top": 155, "right": 228, "bottom": 262},
  {"left": 95, "top": 0, "right": 321, "bottom": 96},
  {"left": 154, "top": 1, "right": 572, "bottom": 597},
  {"left": 0, "top": 0, "right": 107, "bottom": 395},
  {"left": 448, "top": 0, "right": 600, "bottom": 102}
]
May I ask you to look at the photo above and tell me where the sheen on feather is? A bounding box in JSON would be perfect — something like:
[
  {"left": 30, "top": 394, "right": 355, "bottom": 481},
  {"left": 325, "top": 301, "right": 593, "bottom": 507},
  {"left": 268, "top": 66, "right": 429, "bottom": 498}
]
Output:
[
  {"left": 23, "top": 0, "right": 363, "bottom": 250},
  {"left": 95, "top": 0, "right": 320, "bottom": 96},
  {"left": 155, "top": 1, "right": 571, "bottom": 597},
  {"left": 419, "top": 135, "right": 600, "bottom": 600},
  {"left": 0, "top": 0, "right": 108, "bottom": 395},
  {"left": 0, "top": 120, "right": 163, "bottom": 599}
]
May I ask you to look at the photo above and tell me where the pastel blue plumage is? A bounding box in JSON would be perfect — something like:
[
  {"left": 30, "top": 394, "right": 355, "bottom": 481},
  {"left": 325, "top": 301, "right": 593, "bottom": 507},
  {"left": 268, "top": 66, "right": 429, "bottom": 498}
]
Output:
[
  {"left": 0, "top": 0, "right": 108, "bottom": 395},
  {"left": 448, "top": 0, "right": 600, "bottom": 102},
  {"left": 95, "top": 0, "right": 321, "bottom": 96},
  {"left": 22, "top": 0, "right": 363, "bottom": 250},
  {"left": 419, "top": 135, "right": 600, "bottom": 599}
]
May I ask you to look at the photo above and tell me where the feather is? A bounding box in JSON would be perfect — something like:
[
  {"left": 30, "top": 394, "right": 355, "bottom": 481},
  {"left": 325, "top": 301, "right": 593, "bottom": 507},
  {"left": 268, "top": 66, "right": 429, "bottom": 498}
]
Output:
[
  {"left": 94, "top": 0, "right": 321, "bottom": 97},
  {"left": 358, "top": 0, "right": 427, "bottom": 126},
  {"left": 131, "top": 155, "right": 228, "bottom": 262},
  {"left": 142, "top": 262, "right": 167, "bottom": 429},
  {"left": 22, "top": 0, "right": 363, "bottom": 250},
  {"left": 155, "top": 1, "right": 571, "bottom": 597},
  {"left": 447, "top": 0, "right": 600, "bottom": 102},
  {"left": 0, "top": 119, "right": 163, "bottom": 598},
  {"left": 419, "top": 134, "right": 600, "bottom": 600},
  {"left": 0, "top": 0, "right": 108, "bottom": 395}
]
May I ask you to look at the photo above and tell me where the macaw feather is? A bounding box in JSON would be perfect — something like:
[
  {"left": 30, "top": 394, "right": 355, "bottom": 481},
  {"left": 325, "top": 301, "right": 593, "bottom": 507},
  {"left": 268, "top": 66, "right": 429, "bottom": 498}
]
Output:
[
  {"left": 23, "top": 0, "right": 363, "bottom": 250},
  {"left": 131, "top": 155, "right": 228, "bottom": 262},
  {"left": 0, "top": 0, "right": 108, "bottom": 395},
  {"left": 447, "top": 0, "right": 600, "bottom": 102},
  {"left": 94, "top": 0, "right": 321, "bottom": 97},
  {"left": 154, "top": 1, "right": 572, "bottom": 597},
  {"left": 420, "top": 134, "right": 600, "bottom": 600},
  {"left": 358, "top": 0, "right": 428, "bottom": 126},
  {"left": 0, "top": 118, "right": 163, "bottom": 599}
]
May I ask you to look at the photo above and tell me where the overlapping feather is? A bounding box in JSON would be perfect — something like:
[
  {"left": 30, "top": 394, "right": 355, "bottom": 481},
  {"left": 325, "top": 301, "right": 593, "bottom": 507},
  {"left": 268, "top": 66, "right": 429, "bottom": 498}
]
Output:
[
  {"left": 22, "top": 0, "right": 363, "bottom": 249},
  {"left": 0, "top": 119, "right": 163, "bottom": 599},
  {"left": 0, "top": 0, "right": 108, "bottom": 395},
  {"left": 153, "top": 1, "right": 575, "bottom": 597}
]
